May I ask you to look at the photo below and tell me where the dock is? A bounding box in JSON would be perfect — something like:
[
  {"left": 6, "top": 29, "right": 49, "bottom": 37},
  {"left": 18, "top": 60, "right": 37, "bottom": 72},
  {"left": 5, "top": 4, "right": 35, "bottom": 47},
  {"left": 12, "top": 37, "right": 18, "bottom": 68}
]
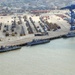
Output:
[{"left": 0, "top": 11, "right": 75, "bottom": 47}]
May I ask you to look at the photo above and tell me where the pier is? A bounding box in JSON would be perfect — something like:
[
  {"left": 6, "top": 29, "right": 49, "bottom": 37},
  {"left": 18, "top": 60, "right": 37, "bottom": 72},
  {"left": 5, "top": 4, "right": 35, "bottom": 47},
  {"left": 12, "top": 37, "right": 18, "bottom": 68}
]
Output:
[{"left": 0, "top": 11, "right": 74, "bottom": 47}]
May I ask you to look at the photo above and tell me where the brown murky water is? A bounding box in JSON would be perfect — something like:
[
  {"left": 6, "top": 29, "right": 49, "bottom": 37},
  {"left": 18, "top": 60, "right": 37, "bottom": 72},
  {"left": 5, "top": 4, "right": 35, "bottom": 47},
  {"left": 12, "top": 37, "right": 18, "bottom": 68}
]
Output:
[{"left": 0, "top": 38, "right": 75, "bottom": 75}]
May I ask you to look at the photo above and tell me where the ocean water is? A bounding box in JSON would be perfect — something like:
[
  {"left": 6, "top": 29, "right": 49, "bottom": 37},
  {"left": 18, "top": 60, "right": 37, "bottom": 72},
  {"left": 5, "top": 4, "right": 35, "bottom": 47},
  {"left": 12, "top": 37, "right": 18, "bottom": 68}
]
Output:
[{"left": 0, "top": 38, "right": 75, "bottom": 75}]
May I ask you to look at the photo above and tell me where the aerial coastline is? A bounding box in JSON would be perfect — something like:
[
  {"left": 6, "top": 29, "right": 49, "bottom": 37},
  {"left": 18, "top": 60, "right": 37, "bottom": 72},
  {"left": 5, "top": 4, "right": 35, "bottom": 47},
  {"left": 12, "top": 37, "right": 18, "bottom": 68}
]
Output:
[
  {"left": 0, "top": 9, "right": 73, "bottom": 47},
  {"left": 0, "top": 1, "right": 75, "bottom": 75}
]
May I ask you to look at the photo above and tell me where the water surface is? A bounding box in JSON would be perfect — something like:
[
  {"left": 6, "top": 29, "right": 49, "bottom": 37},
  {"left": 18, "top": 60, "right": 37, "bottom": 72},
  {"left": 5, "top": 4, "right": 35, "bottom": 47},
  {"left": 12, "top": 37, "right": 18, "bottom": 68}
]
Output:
[{"left": 0, "top": 38, "right": 75, "bottom": 75}]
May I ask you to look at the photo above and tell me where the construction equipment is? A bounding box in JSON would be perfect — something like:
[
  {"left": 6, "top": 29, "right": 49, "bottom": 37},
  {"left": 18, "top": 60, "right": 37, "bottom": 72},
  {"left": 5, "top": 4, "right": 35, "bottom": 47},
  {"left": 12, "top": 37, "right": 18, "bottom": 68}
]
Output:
[{"left": 60, "top": 4, "right": 75, "bottom": 30}]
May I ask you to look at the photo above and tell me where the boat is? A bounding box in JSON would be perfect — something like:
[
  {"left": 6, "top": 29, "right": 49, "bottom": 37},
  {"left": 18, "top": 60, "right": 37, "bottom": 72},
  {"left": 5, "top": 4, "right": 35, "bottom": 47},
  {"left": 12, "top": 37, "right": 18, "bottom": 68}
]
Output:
[
  {"left": 63, "top": 32, "right": 75, "bottom": 38},
  {"left": 0, "top": 46, "right": 21, "bottom": 53},
  {"left": 27, "top": 39, "right": 50, "bottom": 46}
]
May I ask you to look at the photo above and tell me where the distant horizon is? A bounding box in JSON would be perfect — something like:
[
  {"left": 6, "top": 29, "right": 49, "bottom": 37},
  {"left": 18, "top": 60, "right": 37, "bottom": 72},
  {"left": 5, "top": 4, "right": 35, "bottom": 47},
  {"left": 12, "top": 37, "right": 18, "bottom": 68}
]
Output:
[{"left": 0, "top": 0, "right": 75, "bottom": 9}]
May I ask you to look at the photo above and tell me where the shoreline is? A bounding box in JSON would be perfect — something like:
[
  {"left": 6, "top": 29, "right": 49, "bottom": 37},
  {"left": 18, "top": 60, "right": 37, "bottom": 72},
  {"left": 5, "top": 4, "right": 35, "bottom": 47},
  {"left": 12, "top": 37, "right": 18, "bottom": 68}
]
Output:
[{"left": 0, "top": 10, "right": 75, "bottom": 47}]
